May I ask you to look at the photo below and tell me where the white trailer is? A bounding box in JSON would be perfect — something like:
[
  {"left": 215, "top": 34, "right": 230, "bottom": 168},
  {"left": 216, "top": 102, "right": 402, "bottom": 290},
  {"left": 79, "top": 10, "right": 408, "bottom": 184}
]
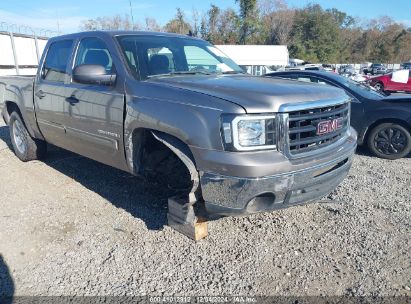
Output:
[
  {"left": 216, "top": 45, "right": 289, "bottom": 76},
  {"left": 0, "top": 32, "right": 48, "bottom": 76}
]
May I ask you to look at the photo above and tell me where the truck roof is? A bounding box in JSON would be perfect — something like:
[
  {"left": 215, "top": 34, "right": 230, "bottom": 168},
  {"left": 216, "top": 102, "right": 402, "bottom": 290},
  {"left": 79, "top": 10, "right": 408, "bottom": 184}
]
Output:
[{"left": 48, "top": 30, "right": 202, "bottom": 43}]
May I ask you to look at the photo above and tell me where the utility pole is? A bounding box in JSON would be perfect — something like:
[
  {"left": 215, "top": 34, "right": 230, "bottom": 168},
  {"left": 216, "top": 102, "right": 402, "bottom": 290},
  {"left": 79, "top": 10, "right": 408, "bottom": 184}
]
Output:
[
  {"left": 129, "top": 0, "right": 135, "bottom": 28},
  {"left": 56, "top": 10, "right": 61, "bottom": 34}
]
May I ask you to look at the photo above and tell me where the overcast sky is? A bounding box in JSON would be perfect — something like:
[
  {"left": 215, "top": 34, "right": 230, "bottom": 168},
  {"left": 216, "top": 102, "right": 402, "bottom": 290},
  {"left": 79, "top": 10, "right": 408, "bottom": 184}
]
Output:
[{"left": 0, "top": 0, "right": 410, "bottom": 34}]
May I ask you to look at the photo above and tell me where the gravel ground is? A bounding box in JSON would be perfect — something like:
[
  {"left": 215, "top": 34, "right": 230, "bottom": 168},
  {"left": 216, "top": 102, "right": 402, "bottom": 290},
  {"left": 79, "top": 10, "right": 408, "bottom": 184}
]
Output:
[{"left": 0, "top": 119, "right": 410, "bottom": 297}]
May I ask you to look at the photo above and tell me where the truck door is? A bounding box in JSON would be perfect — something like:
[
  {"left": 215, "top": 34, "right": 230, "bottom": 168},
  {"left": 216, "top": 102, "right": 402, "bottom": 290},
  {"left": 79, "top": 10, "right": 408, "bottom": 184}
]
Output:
[
  {"left": 34, "top": 39, "right": 74, "bottom": 148},
  {"left": 63, "top": 37, "right": 126, "bottom": 170}
]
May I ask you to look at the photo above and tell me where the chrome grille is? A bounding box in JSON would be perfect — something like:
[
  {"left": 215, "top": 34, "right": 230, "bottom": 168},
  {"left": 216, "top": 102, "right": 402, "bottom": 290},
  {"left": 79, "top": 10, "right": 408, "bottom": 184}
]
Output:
[{"left": 287, "top": 102, "right": 350, "bottom": 155}]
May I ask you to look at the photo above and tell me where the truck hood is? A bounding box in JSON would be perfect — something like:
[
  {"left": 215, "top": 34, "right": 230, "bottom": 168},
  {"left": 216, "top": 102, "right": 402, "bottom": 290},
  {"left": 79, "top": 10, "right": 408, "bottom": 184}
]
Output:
[{"left": 147, "top": 74, "right": 347, "bottom": 113}]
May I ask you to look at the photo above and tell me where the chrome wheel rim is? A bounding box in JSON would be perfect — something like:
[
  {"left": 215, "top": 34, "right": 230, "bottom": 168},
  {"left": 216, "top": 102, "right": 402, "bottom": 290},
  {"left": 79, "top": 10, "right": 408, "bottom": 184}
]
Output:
[
  {"left": 374, "top": 127, "right": 407, "bottom": 155},
  {"left": 13, "top": 119, "right": 27, "bottom": 155},
  {"left": 374, "top": 83, "right": 382, "bottom": 91}
]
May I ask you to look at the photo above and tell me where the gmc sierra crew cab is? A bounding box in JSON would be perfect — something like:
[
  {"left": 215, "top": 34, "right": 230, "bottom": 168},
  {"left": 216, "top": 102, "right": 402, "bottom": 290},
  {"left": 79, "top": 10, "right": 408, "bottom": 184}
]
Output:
[{"left": 0, "top": 31, "right": 357, "bottom": 216}]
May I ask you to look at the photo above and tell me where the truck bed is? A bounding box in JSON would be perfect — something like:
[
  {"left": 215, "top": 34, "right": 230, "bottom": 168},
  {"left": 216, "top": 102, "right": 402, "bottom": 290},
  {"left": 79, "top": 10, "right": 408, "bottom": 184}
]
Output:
[{"left": 0, "top": 75, "right": 36, "bottom": 131}]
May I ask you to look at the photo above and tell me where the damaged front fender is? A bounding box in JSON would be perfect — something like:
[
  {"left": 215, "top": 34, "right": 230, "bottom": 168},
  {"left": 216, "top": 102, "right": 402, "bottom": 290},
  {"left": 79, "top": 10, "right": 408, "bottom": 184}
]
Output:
[{"left": 151, "top": 131, "right": 200, "bottom": 203}]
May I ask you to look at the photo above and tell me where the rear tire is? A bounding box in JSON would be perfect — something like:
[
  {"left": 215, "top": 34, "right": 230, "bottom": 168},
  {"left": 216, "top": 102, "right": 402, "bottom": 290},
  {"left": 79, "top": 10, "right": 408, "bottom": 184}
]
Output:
[
  {"left": 9, "top": 112, "right": 47, "bottom": 162},
  {"left": 367, "top": 123, "right": 411, "bottom": 160}
]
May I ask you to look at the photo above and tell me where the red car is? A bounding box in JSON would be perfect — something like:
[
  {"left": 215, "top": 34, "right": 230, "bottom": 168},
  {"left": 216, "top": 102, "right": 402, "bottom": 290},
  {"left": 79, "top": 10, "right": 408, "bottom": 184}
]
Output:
[{"left": 370, "top": 70, "right": 411, "bottom": 93}]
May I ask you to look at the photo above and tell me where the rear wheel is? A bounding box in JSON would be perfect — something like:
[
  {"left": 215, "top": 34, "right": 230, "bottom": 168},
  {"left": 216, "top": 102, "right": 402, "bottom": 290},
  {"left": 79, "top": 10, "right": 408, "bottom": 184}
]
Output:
[
  {"left": 367, "top": 123, "right": 411, "bottom": 160},
  {"left": 9, "top": 112, "right": 47, "bottom": 161}
]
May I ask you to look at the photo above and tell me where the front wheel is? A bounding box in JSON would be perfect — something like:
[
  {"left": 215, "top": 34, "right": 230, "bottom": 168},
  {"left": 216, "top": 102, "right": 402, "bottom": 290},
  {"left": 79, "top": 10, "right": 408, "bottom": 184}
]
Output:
[
  {"left": 367, "top": 123, "right": 411, "bottom": 160},
  {"left": 9, "top": 112, "right": 47, "bottom": 161},
  {"left": 373, "top": 82, "right": 384, "bottom": 92}
]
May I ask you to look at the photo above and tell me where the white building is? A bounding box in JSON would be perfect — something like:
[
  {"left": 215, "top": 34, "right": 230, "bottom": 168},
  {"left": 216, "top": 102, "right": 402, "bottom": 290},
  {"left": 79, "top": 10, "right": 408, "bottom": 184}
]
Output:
[
  {"left": 0, "top": 32, "right": 48, "bottom": 76},
  {"left": 216, "top": 45, "right": 289, "bottom": 76}
]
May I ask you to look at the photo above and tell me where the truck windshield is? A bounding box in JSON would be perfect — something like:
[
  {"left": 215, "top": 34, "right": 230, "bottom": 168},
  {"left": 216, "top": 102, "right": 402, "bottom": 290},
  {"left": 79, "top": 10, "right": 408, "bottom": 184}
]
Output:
[{"left": 116, "top": 35, "right": 244, "bottom": 80}]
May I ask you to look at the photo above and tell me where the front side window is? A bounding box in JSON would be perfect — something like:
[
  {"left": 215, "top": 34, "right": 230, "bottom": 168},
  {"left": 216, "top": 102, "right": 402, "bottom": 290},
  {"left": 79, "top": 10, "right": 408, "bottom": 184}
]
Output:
[
  {"left": 184, "top": 46, "right": 220, "bottom": 71},
  {"left": 42, "top": 40, "right": 74, "bottom": 82},
  {"left": 116, "top": 35, "right": 243, "bottom": 80},
  {"left": 74, "top": 37, "right": 113, "bottom": 73}
]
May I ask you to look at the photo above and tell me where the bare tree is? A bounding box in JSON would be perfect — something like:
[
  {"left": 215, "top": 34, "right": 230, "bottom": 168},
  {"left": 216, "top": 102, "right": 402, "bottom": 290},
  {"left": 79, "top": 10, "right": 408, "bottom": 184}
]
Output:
[
  {"left": 207, "top": 4, "right": 220, "bottom": 42},
  {"left": 164, "top": 8, "right": 192, "bottom": 34},
  {"left": 260, "top": 0, "right": 295, "bottom": 45},
  {"left": 191, "top": 9, "right": 200, "bottom": 37},
  {"left": 216, "top": 8, "right": 239, "bottom": 44},
  {"left": 81, "top": 14, "right": 141, "bottom": 30},
  {"left": 145, "top": 17, "right": 162, "bottom": 32}
]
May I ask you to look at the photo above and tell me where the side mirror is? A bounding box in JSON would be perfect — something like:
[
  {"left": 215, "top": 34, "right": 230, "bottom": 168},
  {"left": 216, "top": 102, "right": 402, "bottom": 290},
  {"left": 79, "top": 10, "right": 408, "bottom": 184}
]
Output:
[{"left": 72, "top": 64, "right": 116, "bottom": 86}]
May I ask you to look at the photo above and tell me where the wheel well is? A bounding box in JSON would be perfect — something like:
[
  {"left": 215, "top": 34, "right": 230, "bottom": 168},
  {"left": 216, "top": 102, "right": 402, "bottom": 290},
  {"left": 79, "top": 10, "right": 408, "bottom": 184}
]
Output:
[
  {"left": 363, "top": 118, "right": 411, "bottom": 143},
  {"left": 4, "top": 101, "right": 22, "bottom": 124},
  {"left": 130, "top": 128, "right": 199, "bottom": 200}
]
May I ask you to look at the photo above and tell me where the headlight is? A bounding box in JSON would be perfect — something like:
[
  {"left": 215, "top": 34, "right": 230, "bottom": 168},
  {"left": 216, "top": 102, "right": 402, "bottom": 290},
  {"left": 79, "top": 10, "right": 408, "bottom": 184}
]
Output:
[{"left": 221, "top": 114, "right": 277, "bottom": 151}]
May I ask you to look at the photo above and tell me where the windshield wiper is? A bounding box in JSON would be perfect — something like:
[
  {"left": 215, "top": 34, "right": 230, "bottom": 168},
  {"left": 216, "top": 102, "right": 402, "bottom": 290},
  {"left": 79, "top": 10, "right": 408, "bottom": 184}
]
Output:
[
  {"left": 148, "top": 70, "right": 213, "bottom": 78},
  {"left": 220, "top": 71, "right": 245, "bottom": 75},
  {"left": 172, "top": 70, "right": 213, "bottom": 75}
]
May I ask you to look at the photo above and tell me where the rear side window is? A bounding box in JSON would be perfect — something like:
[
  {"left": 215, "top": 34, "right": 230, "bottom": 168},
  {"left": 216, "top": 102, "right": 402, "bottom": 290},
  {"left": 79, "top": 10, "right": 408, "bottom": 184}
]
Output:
[
  {"left": 42, "top": 40, "right": 73, "bottom": 83},
  {"left": 74, "top": 37, "right": 113, "bottom": 73}
]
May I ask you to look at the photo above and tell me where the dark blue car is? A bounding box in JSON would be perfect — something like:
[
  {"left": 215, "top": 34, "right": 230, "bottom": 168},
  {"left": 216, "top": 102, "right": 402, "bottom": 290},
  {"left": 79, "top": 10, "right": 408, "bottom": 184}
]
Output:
[{"left": 265, "top": 71, "right": 411, "bottom": 159}]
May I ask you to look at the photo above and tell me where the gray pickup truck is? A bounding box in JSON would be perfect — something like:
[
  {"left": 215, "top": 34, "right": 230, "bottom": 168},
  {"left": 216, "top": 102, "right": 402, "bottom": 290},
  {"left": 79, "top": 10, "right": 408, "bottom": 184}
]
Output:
[{"left": 0, "top": 31, "right": 357, "bottom": 216}]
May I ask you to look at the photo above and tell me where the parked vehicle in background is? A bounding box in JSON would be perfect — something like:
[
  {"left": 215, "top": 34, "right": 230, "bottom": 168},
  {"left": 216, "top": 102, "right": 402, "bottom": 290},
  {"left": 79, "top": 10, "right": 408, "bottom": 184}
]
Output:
[
  {"left": 400, "top": 62, "right": 411, "bottom": 70},
  {"left": 338, "top": 65, "right": 356, "bottom": 77},
  {"left": 350, "top": 74, "right": 369, "bottom": 83},
  {"left": 285, "top": 63, "right": 333, "bottom": 72},
  {"left": 321, "top": 64, "right": 334, "bottom": 72},
  {"left": 265, "top": 70, "right": 411, "bottom": 159},
  {"left": 0, "top": 31, "right": 356, "bottom": 217},
  {"left": 370, "top": 70, "right": 411, "bottom": 93},
  {"left": 361, "top": 62, "right": 372, "bottom": 74},
  {"left": 286, "top": 63, "right": 323, "bottom": 71},
  {"left": 364, "top": 63, "right": 387, "bottom": 75}
]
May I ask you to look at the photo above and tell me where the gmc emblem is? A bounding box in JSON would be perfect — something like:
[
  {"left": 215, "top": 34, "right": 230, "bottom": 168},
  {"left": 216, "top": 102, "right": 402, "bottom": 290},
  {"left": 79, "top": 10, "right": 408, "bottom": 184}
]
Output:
[{"left": 316, "top": 118, "right": 344, "bottom": 135}]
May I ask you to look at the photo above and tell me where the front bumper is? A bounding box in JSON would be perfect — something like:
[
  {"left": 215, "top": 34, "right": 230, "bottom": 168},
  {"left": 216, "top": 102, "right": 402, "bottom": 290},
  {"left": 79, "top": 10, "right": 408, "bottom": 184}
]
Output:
[{"left": 199, "top": 131, "right": 357, "bottom": 215}]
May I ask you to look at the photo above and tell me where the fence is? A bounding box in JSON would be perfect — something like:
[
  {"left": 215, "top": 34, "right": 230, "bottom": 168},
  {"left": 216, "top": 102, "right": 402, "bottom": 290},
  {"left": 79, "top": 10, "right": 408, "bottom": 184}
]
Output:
[
  {"left": 0, "top": 31, "right": 49, "bottom": 76},
  {"left": 0, "top": 22, "right": 60, "bottom": 76},
  {"left": 0, "top": 22, "right": 60, "bottom": 37}
]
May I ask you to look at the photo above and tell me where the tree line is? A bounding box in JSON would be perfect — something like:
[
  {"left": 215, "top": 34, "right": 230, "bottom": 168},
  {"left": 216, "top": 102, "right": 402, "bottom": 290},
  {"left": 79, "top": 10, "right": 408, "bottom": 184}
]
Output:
[{"left": 81, "top": 0, "right": 411, "bottom": 64}]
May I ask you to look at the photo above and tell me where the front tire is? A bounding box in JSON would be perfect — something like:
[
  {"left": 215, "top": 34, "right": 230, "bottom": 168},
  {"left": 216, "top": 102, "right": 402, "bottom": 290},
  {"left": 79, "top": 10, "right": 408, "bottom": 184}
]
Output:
[
  {"left": 374, "top": 82, "right": 384, "bottom": 92},
  {"left": 367, "top": 123, "right": 411, "bottom": 160},
  {"left": 9, "top": 112, "right": 47, "bottom": 161}
]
